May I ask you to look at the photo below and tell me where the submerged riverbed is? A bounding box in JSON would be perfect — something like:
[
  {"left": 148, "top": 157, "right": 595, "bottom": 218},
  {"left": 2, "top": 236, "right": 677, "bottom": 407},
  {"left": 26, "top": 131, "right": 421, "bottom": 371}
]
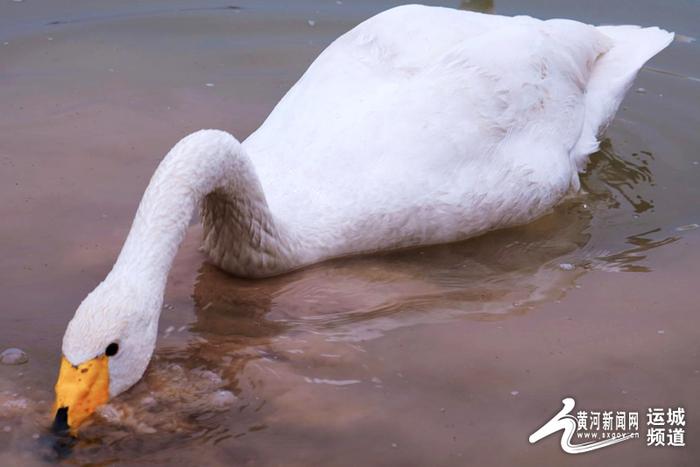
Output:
[{"left": 1, "top": 0, "right": 699, "bottom": 465}]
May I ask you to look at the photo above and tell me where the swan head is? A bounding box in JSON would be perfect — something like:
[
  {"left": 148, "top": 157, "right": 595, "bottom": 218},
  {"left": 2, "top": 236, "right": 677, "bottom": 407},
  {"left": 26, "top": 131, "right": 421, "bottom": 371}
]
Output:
[{"left": 52, "top": 275, "right": 161, "bottom": 433}]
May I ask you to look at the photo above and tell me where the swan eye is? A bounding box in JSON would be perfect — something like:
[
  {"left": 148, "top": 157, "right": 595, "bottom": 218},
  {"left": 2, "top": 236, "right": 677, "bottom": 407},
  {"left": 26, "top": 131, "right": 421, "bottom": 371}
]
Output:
[{"left": 105, "top": 342, "right": 119, "bottom": 357}]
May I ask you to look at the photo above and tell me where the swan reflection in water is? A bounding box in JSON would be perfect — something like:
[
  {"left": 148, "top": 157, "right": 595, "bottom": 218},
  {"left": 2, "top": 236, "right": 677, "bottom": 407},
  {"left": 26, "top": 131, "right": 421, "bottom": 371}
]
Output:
[{"left": 459, "top": 0, "right": 495, "bottom": 14}]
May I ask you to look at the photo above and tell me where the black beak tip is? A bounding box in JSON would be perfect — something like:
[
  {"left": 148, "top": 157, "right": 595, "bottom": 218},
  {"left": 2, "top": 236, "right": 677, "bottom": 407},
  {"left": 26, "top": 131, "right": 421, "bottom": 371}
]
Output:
[
  {"left": 39, "top": 407, "right": 75, "bottom": 461},
  {"left": 51, "top": 407, "right": 70, "bottom": 435}
]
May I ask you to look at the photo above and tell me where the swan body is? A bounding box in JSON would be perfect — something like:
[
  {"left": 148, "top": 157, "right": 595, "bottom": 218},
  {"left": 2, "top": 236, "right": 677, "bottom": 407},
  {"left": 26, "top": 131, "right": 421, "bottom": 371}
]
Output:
[
  {"left": 53, "top": 5, "right": 673, "bottom": 431},
  {"left": 204, "top": 5, "right": 674, "bottom": 277}
]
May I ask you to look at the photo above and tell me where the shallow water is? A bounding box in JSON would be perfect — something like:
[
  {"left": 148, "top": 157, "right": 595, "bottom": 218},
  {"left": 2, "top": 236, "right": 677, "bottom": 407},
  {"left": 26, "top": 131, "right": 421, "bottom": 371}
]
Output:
[{"left": 1, "top": 0, "right": 699, "bottom": 465}]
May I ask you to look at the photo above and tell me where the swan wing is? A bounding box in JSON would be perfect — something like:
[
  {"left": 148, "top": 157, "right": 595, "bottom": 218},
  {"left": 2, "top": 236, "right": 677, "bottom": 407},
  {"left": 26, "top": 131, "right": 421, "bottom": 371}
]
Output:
[{"left": 244, "top": 5, "right": 671, "bottom": 253}]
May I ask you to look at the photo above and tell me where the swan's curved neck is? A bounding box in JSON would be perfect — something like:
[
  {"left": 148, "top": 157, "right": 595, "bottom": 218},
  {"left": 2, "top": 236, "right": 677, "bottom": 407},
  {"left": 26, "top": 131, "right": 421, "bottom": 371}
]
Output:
[{"left": 109, "top": 129, "right": 282, "bottom": 294}]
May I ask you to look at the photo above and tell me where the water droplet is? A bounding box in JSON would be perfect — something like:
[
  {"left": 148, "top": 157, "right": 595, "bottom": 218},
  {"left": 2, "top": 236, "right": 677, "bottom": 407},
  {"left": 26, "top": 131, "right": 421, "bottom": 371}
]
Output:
[
  {"left": 635, "top": 87, "right": 646, "bottom": 94},
  {"left": 140, "top": 396, "right": 157, "bottom": 408},
  {"left": 208, "top": 390, "right": 236, "bottom": 409},
  {"left": 205, "top": 83, "right": 214, "bottom": 87},
  {"left": 307, "top": 19, "right": 316, "bottom": 27},
  {"left": 657, "top": 330, "right": 665, "bottom": 335},
  {"left": 676, "top": 223, "right": 699, "bottom": 232},
  {"left": 0, "top": 348, "right": 28, "bottom": 365},
  {"left": 558, "top": 263, "right": 575, "bottom": 271}
]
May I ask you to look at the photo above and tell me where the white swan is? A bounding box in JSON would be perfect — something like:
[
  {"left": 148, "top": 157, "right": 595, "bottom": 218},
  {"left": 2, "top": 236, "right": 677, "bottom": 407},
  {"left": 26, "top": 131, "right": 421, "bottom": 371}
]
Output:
[{"left": 51, "top": 5, "right": 673, "bottom": 431}]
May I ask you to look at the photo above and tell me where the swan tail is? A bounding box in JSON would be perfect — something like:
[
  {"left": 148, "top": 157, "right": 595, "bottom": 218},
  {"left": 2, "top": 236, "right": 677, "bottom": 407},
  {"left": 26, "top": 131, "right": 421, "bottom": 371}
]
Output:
[{"left": 571, "top": 25, "right": 674, "bottom": 171}]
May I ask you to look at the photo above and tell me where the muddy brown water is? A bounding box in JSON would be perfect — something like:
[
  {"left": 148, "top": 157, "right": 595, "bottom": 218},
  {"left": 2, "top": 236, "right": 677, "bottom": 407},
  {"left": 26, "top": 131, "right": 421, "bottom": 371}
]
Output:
[{"left": 1, "top": 0, "right": 699, "bottom": 465}]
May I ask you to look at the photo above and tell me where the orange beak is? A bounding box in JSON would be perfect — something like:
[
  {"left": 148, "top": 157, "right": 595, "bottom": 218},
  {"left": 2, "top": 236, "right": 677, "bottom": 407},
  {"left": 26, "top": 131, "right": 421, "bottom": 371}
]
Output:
[{"left": 52, "top": 355, "right": 110, "bottom": 434}]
